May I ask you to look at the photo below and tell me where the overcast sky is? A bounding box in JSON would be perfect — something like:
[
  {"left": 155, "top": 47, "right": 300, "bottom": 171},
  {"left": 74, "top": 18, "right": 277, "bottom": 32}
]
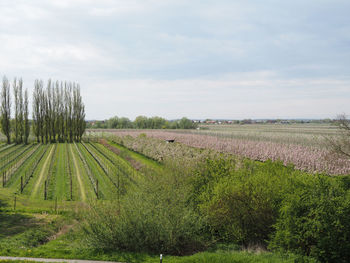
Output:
[{"left": 0, "top": 0, "right": 349, "bottom": 120}]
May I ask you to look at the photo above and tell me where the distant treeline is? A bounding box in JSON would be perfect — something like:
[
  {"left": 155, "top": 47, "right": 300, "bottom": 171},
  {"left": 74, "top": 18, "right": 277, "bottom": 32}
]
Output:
[
  {"left": 201, "top": 118, "right": 335, "bottom": 125},
  {"left": 87, "top": 116, "right": 197, "bottom": 129},
  {"left": 0, "top": 76, "right": 86, "bottom": 144}
]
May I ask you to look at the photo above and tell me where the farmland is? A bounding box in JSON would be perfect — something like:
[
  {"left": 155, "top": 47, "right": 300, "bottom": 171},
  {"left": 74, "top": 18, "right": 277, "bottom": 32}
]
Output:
[
  {"left": 0, "top": 142, "right": 137, "bottom": 202},
  {"left": 93, "top": 123, "right": 350, "bottom": 175},
  {"left": 0, "top": 128, "right": 349, "bottom": 262},
  {"left": 0, "top": 124, "right": 349, "bottom": 263}
]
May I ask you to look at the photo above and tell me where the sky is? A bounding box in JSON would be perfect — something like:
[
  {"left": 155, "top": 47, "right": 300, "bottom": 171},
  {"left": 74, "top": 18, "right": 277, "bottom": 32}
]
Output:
[{"left": 0, "top": 0, "right": 349, "bottom": 120}]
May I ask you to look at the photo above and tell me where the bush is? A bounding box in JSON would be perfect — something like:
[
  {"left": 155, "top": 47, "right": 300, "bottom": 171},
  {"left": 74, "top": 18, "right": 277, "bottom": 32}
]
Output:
[
  {"left": 269, "top": 176, "right": 350, "bottom": 262},
  {"left": 82, "top": 166, "right": 208, "bottom": 255},
  {"left": 195, "top": 159, "right": 310, "bottom": 246},
  {"left": 200, "top": 176, "right": 276, "bottom": 246}
]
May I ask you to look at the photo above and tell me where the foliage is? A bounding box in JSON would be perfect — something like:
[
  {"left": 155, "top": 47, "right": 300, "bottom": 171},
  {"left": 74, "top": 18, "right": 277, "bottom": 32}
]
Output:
[
  {"left": 269, "top": 176, "right": 350, "bottom": 263},
  {"left": 193, "top": 159, "right": 299, "bottom": 246},
  {"left": 1, "top": 77, "right": 11, "bottom": 144},
  {"left": 82, "top": 166, "right": 208, "bottom": 255},
  {"left": 326, "top": 114, "right": 350, "bottom": 159},
  {"left": 13, "top": 77, "right": 24, "bottom": 144},
  {"left": 32, "top": 79, "right": 85, "bottom": 143},
  {"left": 87, "top": 116, "right": 198, "bottom": 129},
  {"left": 23, "top": 89, "right": 30, "bottom": 144}
]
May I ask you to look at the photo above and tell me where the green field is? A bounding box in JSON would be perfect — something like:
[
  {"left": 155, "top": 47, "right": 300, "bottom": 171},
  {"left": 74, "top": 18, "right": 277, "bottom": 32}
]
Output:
[
  {"left": 0, "top": 140, "right": 147, "bottom": 260},
  {"left": 0, "top": 142, "right": 138, "bottom": 203}
]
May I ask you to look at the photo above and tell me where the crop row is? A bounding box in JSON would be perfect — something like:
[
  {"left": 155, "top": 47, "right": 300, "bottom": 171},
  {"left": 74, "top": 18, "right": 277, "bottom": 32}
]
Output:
[
  {"left": 46, "top": 144, "right": 58, "bottom": 200},
  {"left": 89, "top": 142, "right": 137, "bottom": 190},
  {"left": 74, "top": 142, "right": 98, "bottom": 197},
  {"left": 6, "top": 144, "right": 41, "bottom": 188},
  {"left": 65, "top": 144, "right": 73, "bottom": 200},
  {"left": 85, "top": 141, "right": 137, "bottom": 195},
  {"left": 0, "top": 143, "right": 15, "bottom": 156},
  {"left": 1, "top": 145, "right": 36, "bottom": 186},
  {"left": 0, "top": 145, "right": 31, "bottom": 173},
  {"left": 20, "top": 145, "right": 49, "bottom": 193},
  {"left": 1, "top": 142, "right": 140, "bottom": 201},
  {"left": 103, "top": 130, "right": 350, "bottom": 175},
  {"left": 81, "top": 141, "right": 121, "bottom": 190}
]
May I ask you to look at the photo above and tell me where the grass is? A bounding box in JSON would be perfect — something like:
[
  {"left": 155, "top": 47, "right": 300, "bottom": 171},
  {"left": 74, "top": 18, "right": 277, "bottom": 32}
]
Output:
[
  {"left": 1, "top": 222, "right": 314, "bottom": 263},
  {"left": 159, "top": 251, "right": 317, "bottom": 263},
  {"left": 69, "top": 144, "right": 95, "bottom": 201},
  {"left": 107, "top": 140, "right": 163, "bottom": 172},
  {"left": 52, "top": 144, "right": 69, "bottom": 201},
  {"left": 76, "top": 143, "right": 116, "bottom": 200},
  {"left": 87, "top": 142, "right": 138, "bottom": 192},
  {"left": 47, "top": 145, "right": 59, "bottom": 200},
  {"left": 5, "top": 144, "right": 43, "bottom": 190},
  {"left": 28, "top": 145, "right": 54, "bottom": 200}
]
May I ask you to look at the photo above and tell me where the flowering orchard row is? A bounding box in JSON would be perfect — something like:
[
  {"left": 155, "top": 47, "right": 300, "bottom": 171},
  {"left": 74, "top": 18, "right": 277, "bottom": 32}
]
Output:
[{"left": 98, "top": 130, "right": 350, "bottom": 175}]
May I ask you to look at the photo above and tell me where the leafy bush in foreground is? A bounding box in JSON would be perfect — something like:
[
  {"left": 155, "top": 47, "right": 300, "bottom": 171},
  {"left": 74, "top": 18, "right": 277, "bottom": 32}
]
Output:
[
  {"left": 82, "top": 166, "right": 208, "bottom": 255},
  {"left": 194, "top": 159, "right": 308, "bottom": 246},
  {"left": 269, "top": 177, "right": 350, "bottom": 263}
]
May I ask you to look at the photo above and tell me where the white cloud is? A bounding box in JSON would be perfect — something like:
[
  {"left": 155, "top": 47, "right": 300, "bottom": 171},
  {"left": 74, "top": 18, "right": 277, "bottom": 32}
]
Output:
[{"left": 0, "top": 0, "right": 349, "bottom": 120}]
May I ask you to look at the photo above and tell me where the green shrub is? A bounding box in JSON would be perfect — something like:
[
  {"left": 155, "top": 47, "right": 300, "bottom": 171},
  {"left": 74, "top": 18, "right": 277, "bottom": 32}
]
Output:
[
  {"left": 269, "top": 176, "right": 350, "bottom": 262},
  {"left": 200, "top": 175, "right": 276, "bottom": 245},
  {"left": 82, "top": 167, "right": 208, "bottom": 255},
  {"left": 195, "top": 159, "right": 310, "bottom": 246}
]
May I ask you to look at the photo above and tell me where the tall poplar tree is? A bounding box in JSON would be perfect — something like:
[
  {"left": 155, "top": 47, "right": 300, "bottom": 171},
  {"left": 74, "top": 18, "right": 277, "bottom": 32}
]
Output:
[
  {"left": 13, "top": 78, "right": 19, "bottom": 143},
  {"left": 24, "top": 89, "right": 29, "bottom": 144},
  {"left": 32, "top": 79, "right": 86, "bottom": 143},
  {"left": 18, "top": 79, "right": 24, "bottom": 143},
  {"left": 1, "top": 77, "right": 11, "bottom": 144}
]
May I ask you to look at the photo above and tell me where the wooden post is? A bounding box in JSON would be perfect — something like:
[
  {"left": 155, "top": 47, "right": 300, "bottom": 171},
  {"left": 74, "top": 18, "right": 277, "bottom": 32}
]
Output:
[
  {"left": 70, "top": 176, "right": 73, "bottom": 201},
  {"left": 44, "top": 180, "right": 47, "bottom": 200},
  {"left": 117, "top": 171, "right": 120, "bottom": 212},
  {"left": 96, "top": 180, "right": 99, "bottom": 199},
  {"left": 21, "top": 176, "right": 23, "bottom": 193},
  {"left": 14, "top": 195, "right": 17, "bottom": 211}
]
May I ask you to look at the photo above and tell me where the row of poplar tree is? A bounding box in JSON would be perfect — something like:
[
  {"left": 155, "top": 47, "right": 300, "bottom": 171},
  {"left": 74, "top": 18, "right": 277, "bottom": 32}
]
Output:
[{"left": 0, "top": 76, "right": 86, "bottom": 144}]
